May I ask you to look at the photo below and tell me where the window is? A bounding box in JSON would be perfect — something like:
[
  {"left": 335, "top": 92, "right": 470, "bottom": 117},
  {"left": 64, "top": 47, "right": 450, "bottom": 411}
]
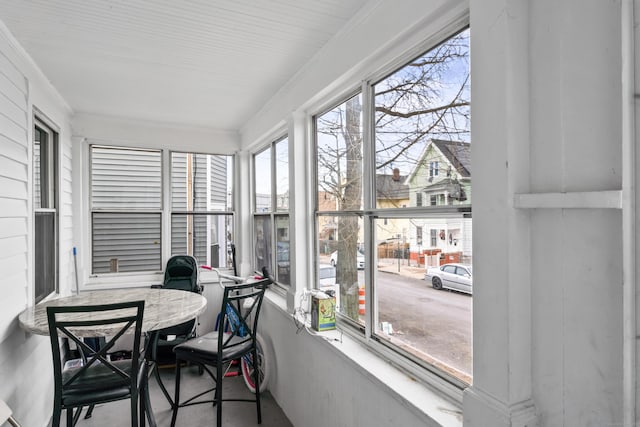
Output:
[
  {"left": 253, "top": 136, "right": 290, "bottom": 285},
  {"left": 315, "top": 28, "right": 471, "bottom": 384},
  {"left": 34, "top": 118, "right": 58, "bottom": 302},
  {"left": 170, "top": 152, "right": 234, "bottom": 268},
  {"left": 429, "top": 161, "right": 439, "bottom": 177},
  {"left": 90, "top": 146, "right": 162, "bottom": 274}
]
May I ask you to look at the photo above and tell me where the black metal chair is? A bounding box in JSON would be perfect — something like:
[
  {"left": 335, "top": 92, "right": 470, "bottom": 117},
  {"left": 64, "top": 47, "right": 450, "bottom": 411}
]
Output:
[
  {"left": 149, "top": 255, "right": 203, "bottom": 406},
  {"left": 170, "top": 277, "right": 272, "bottom": 427},
  {"left": 46, "top": 300, "right": 146, "bottom": 427}
]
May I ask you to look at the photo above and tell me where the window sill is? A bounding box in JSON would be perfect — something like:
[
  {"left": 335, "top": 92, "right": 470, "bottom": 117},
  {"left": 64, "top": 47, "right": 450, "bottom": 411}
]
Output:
[
  {"left": 263, "top": 292, "right": 464, "bottom": 427},
  {"left": 83, "top": 272, "right": 163, "bottom": 290}
]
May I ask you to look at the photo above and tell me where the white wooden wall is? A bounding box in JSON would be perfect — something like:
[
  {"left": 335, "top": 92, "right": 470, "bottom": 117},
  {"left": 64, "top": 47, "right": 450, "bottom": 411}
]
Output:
[{"left": 0, "top": 22, "right": 73, "bottom": 427}]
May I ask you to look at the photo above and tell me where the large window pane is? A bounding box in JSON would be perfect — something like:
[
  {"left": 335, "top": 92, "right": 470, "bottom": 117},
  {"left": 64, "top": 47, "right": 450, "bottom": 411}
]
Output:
[
  {"left": 252, "top": 136, "right": 289, "bottom": 285},
  {"left": 171, "top": 214, "right": 233, "bottom": 268},
  {"left": 171, "top": 152, "right": 233, "bottom": 212},
  {"left": 170, "top": 152, "right": 234, "bottom": 267},
  {"left": 316, "top": 94, "right": 363, "bottom": 212},
  {"left": 92, "top": 212, "right": 162, "bottom": 273},
  {"left": 275, "top": 138, "right": 289, "bottom": 211},
  {"left": 34, "top": 119, "right": 57, "bottom": 302},
  {"left": 254, "top": 148, "right": 272, "bottom": 212},
  {"left": 369, "top": 29, "right": 471, "bottom": 383},
  {"left": 317, "top": 214, "right": 364, "bottom": 324},
  {"left": 90, "top": 146, "right": 162, "bottom": 274},
  {"left": 374, "top": 29, "right": 470, "bottom": 209},
  {"left": 254, "top": 215, "right": 272, "bottom": 275},
  {"left": 91, "top": 146, "right": 161, "bottom": 209},
  {"left": 275, "top": 215, "right": 290, "bottom": 285},
  {"left": 374, "top": 216, "right": 472, "bottom": 382}
]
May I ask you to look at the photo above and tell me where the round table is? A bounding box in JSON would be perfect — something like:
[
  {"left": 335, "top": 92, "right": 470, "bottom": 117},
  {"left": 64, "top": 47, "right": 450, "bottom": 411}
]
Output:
[{"left": 19, "top": 288, "right": 207, "bottom": 337}]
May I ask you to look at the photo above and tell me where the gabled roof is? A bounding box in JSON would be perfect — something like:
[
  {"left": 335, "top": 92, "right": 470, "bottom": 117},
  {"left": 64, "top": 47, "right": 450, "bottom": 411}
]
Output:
[
  {"left": 431, "top": 140, "right": 471, "bottom": 178},
  {"left": 376, "top": 173, "right": 410, "bottom": 200},
  {"left": 406, "top": 139, "right": 471, "bottom": 182}
]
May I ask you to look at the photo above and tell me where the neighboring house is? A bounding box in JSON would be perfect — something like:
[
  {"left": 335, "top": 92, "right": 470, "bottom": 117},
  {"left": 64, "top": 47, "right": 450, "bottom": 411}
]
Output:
[
  {"left": 406, "top": 139, "right": 472, "bottom": 263},
  {"left": 375, "top": 168, "right": 410, "bottom": 245},
  {"left": 317, "top": 191, "right": 339, "bottom": 242}
]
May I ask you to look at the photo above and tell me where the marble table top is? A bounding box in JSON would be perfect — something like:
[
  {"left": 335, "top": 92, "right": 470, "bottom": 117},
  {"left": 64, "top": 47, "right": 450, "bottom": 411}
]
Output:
[{"left": 18, "top": 288, "right": 207, "bottom": 337}]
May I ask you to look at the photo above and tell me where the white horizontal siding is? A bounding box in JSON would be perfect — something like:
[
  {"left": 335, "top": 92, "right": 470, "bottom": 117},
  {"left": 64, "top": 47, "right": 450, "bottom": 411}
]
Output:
[
  {"left": 0, "top": 217, "right": 27, "bottom": 238},
  {"left": 92, "top": 212, "right": 162, "bottom": 273},
  {"left": 91, "top": 146, "right": 161, "bottom": 209},
  {"left": 0, "top": 133, "right": 26, "bottom": 162},
  {"left": 210, "top": 155, "right": 229, "bottom": 208},
  {"left": 0, "top": 150, "right": 25, "bottom": 178},
  {"left": 0, "top": 41, "right": 28, "bottom": 336},
  {"left": 1, "top": 198, "right": 27, "bottom": 217},
  {"left": 0, "top": 270, "right": 28, "bottom": 339},
  {"left": 0, "top": 175, "right": 27, "bottom": 199}
]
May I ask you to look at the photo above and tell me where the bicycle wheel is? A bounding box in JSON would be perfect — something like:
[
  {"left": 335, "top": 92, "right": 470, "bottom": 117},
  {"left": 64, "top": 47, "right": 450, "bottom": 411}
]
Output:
[{"left": 241, "top": 334, "right": 269, "bottom": 393}]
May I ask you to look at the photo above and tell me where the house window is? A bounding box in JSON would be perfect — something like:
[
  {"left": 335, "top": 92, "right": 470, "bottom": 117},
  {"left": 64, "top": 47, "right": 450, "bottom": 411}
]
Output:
[
  {"left": 90, "top": 146, "right": 162, "bottom": 274},
  {"left": 170, "top": 152, "right": 234, "bottom": 268},
  {"left": 253, "top": 136, "right": 290, "bottom": 285},
  {"left": 315, "top": 27, "right": 471, "bottom": 385},
  {"left": 429, "top": 161, "right": 439, "bottom": 177},
  {"left": 33, "top": 118, "right": 58, "bottom": 302},
  {"left": 430, "top": 229, "right": 438, "bottom": 247}
]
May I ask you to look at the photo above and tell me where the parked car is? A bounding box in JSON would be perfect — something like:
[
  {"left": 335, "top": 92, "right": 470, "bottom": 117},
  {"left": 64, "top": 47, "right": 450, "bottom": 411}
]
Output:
[
  {"left": 318, "top": 263, "right": 336, "bottom": 288},
  {"left": 330, "top": 250, "right": 365, "bottom": 269},
  {"left": 425, "top": 263, "right": 472, "bottom": 294}
]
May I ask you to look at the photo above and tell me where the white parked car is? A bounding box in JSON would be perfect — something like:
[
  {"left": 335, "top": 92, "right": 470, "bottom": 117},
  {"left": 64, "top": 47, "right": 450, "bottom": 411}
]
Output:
[
  {"left": 425, "top": 263, "right": 472, "bottom": 295},
  {"left": 330, "top": 250, "right": 365, "bottom": 269},
  {"left": 318, "top": 263, "right": 336, "bottom": 288}
]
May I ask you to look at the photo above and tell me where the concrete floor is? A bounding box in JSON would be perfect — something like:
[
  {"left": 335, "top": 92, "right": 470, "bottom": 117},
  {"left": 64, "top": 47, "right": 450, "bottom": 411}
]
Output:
[{"left": 56, "top": 364, "right": 293, "bottom": 426}]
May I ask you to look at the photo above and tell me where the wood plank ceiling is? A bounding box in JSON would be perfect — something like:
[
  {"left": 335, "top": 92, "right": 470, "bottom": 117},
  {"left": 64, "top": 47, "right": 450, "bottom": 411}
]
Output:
[{"left": 0, "top": 0, "right": 369, "bottom": 130}]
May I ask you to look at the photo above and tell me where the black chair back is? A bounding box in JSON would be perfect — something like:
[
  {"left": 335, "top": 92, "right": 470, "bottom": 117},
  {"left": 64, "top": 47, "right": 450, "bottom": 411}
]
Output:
[
  {"left": 46, "top": 301, "right": 145, "bottom": 427},
  {"left": 159, "top": 254, "right": 202, "bottom": 336},
  {"left": 216, "top": 278, "right": 269, "bottom": 362},
  {"left": 163, "top": 255, "right": 200, "bottom": 293}
]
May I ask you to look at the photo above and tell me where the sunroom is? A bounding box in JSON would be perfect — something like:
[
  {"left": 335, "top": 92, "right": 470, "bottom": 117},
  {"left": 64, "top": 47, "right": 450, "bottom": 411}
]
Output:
[{"left": 0, "top": 1, "right": 637, "bottom": 426}]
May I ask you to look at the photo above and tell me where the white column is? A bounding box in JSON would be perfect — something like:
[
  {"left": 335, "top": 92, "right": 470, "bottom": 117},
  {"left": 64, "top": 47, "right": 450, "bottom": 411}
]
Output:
[
  {"left": 287, "top": 111, "right": 310, "bottom": 312},
  {"left": 463, "top": 0, "right": 538, "bottom": 425}
]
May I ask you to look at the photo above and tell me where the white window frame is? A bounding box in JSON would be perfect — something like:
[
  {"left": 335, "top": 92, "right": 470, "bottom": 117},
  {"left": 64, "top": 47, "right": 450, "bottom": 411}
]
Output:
[
  {"left": 169, "top": 150, "right": 235, "bottom": 270},
  {"left": 311, "top": 22, "right": 471, "bottom": 396},
  {"left": 84, "top": 144, "right": 236, "bottom": 288},
  {"left": 251, "top": 135, "right": 290, "bottom": 288},
  {"left": 33, "top": 115, "right": 59, "bottom": 303}
]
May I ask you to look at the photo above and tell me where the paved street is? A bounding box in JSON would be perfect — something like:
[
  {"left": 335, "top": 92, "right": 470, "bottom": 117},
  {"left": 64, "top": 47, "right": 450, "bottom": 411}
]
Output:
[
  {"left": 376, "top": 260, "right": 472, "bottom": 381},
  {"left": 322, "top": 255, "right": 472, "bottom": 382}
]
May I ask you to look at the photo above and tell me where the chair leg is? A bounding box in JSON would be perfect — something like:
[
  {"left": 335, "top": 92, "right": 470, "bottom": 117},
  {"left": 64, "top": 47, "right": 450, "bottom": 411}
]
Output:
[
  {"left": 51, "top": 405, "right": 61, "bottom": 427},
  {"left": 84, "top": 404, "right": 95, "bottom": 419},
  {"left": 139, "top": 389, "right": 146, "bottom": 427},
  {"left": 170, "top": 358, "right": 182, "bottom": 427},
  {"left": 216, "top": 361, "right": 223, "bottom": 426},
  {"left": 254, "top": 349, "right": 262, "bottom": 424},
  {"left": 66, "top": 408, "right": 73, "bottom": 426},
  {"left": 153, "top": 357, "right": 175, "bottom": 406},
  {"left": 130, "top": 393, "right": 138, "bottom": 427}
]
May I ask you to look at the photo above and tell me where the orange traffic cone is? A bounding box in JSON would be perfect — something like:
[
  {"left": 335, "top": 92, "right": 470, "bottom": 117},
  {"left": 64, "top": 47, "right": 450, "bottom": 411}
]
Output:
[{"left": 358, "top": 286, "right": 365, "bottom": 315}]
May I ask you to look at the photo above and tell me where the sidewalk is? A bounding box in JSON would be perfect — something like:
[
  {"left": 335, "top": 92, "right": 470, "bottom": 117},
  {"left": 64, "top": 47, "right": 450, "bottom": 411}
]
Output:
[{"left": 377, "top": 259, "right": 426, "bottom": 280}]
